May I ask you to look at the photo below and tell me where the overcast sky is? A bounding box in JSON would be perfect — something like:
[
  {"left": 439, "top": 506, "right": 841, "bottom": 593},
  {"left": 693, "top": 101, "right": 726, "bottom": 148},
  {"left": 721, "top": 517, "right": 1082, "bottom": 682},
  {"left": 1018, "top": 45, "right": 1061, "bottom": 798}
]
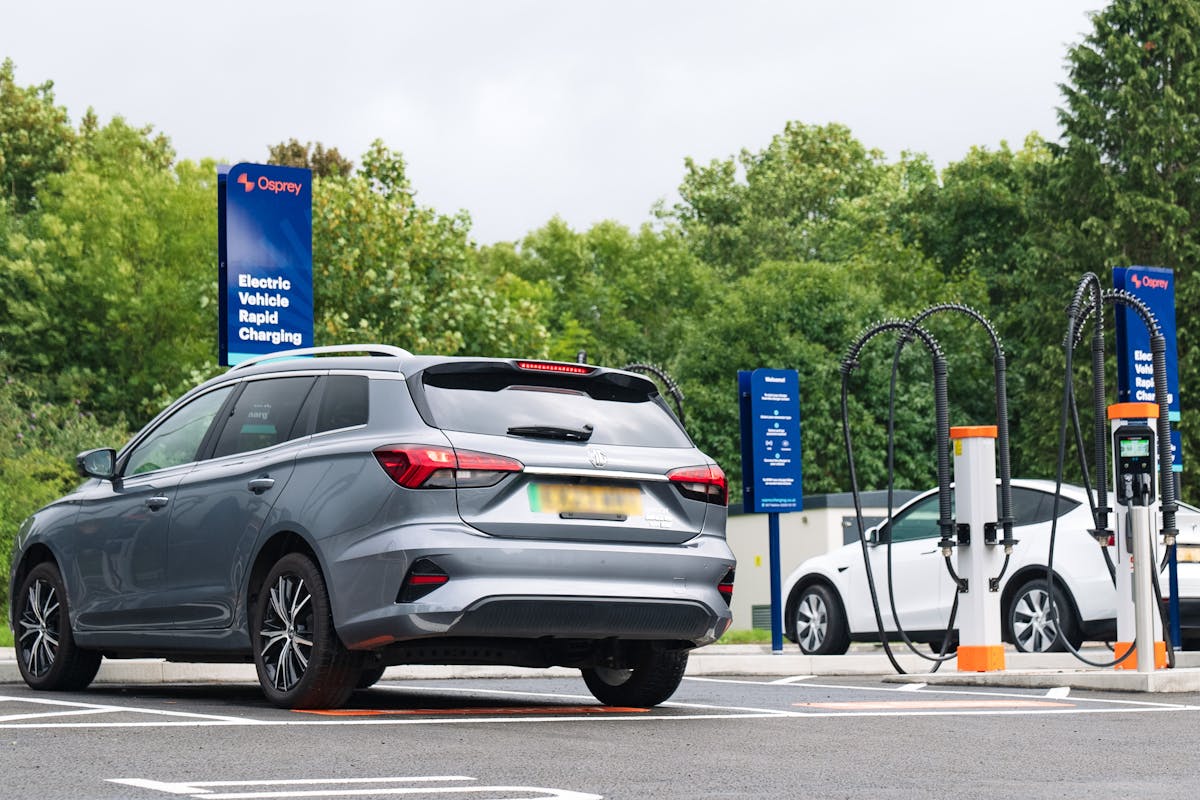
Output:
[{"left": 4, "top": 1, "right": 1101, "bottom": 244}]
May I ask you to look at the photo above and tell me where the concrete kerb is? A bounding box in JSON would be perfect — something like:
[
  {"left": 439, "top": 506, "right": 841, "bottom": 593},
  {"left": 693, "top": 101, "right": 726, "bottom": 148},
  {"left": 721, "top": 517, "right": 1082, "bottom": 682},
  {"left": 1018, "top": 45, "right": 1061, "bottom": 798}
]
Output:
[{"left": 3, "top": 645, "right": 1200, "bottom": 692}]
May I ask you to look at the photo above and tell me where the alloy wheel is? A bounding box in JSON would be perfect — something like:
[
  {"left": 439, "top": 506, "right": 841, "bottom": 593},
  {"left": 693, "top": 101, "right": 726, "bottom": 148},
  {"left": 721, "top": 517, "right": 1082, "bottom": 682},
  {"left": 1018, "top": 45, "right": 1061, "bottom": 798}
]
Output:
[
  {"left": 797, "top": 592, "right": 829, "bottom": 652},
  {"left": 1012, "top": 587, "right": 1060, "bottom": 652},
  {"left": 18, "top": 579, "right": 60, "bottom": 677},
  {"left": 258, "top": 574, "right": 314, "bottom": 692}
]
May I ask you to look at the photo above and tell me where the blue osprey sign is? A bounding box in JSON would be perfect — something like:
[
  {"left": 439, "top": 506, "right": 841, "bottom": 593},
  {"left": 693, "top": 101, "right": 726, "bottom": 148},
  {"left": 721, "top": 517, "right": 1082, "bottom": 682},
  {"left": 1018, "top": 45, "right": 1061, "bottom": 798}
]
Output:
[
  {"left": 218, "top": 162, "right": 314, "bottom": 366},
  {"left": 1113, "top": 266, "right": 1182, "bottom": 471}
]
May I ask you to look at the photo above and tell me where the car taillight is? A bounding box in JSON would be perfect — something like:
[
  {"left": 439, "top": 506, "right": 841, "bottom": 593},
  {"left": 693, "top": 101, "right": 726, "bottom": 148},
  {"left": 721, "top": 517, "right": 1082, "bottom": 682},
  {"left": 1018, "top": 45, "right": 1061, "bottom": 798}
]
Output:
[
  {"left": 668, "top": 464, "right": 728, "bottom": 506},
  {"left": 515, "top": 360, "right": 595, "bottom": 375},
  {"left": 718, "top": 568, "right": 735, "bottom": 606},
  {"left": 397, "top": 558, "right": 449, "bottom": 602},
  {"left": 373, "top": 445, "right": 523, "bottom": 489}
]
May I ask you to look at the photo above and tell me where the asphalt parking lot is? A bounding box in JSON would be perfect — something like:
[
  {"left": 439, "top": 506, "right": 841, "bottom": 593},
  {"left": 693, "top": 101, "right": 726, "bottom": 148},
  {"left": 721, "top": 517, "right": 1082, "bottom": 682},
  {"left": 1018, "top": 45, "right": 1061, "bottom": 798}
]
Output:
[{"left": 3, "top": 668, "right": 1199, "bottom": 800}]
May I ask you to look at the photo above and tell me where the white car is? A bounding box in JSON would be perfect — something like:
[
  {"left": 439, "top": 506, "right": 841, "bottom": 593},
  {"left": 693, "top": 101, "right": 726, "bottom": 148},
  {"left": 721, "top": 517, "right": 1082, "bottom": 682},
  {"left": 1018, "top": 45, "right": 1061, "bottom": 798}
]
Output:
[{"left": 781, "top": 479, "right": 1200, "bottom": 654}]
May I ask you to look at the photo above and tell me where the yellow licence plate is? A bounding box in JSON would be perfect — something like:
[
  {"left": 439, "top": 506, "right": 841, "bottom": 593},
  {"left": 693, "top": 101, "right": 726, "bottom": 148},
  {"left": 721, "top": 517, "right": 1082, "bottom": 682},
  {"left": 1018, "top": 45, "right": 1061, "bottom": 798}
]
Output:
[{"left": 528, "top": 484, "right": 643, "bottom": 516}]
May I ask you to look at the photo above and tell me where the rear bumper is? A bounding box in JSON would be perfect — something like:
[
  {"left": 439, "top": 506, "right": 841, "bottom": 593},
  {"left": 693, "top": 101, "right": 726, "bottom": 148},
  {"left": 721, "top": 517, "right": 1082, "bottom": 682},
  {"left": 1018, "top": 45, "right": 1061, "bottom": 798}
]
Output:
[{"left": 325, "top": 522, "right": 734, "bottom": 651}]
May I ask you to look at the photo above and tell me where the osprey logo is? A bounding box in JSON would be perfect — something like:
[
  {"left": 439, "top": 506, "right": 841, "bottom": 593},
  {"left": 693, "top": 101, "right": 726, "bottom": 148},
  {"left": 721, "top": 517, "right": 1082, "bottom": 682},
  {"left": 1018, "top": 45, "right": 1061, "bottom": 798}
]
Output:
[
  {"left": 1131, "top": 273, "right": 1169, "bottom": 290},
  {"left": 235, "top": 172, "right": 305, "bottom": 196},
  {"left": 587, "top": 448, "right": 608, "bottom": 468}
]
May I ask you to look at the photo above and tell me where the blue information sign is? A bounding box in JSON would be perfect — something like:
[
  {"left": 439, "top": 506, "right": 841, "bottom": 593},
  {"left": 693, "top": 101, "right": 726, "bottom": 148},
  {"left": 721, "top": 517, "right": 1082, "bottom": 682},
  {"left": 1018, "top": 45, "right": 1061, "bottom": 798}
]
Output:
[
  {"left": 738, "top": 368, "right": 804, "bottom": 513},
  {"left": 1113, "top": 266, "right": 1182, "bottom": 471},
  {"left": 218, "top": 162, "right": 314, "bottom": 366}
]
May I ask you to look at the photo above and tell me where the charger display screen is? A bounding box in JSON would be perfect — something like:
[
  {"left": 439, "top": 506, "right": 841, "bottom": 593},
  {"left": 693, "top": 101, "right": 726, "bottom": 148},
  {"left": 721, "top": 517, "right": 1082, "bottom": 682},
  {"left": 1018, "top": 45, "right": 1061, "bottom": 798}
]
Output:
[{"left": 1119, "top": 437, "right": 1151, "bottom": 458}]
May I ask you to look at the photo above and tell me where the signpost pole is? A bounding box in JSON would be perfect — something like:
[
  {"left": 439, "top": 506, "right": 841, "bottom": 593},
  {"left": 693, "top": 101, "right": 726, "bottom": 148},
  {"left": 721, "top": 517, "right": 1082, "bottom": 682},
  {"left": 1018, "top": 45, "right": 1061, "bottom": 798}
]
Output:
[{"left": 768, "top": 511, "right": 783, "bottom": 653}]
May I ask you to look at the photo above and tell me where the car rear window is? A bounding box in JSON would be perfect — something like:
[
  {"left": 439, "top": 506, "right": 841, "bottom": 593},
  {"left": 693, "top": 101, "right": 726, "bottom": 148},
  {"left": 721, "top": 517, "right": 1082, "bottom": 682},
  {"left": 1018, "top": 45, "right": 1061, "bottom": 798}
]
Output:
[
  {"left": 315, "top": 375, "right": 369, "bottom": 432},
  {"left": 416, "top": 364, "right": 692, "bottom": 448},
  {"left": 1009, "top": 486, "right": 1081, "bottom": 525},
  {"left": 211, "top": 376, "right": 316, "bottom": 458}
]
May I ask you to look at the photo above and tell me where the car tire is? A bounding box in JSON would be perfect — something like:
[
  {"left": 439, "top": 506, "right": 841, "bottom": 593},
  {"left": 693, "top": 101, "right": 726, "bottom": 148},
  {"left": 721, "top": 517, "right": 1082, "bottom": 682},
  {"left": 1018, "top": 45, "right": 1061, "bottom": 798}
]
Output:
[
  {"left": 581, "top": 648, "right": 688, "bottom": 707},
  {"left": 356, "top": 664, "right": 387, "bottom": 690},
  {"left": 793, "top": 583, "right": 851, "bottom": 655},
  {"left": 14, "top": 562, "right": 101, "bottom": 691},
  {"left": 1007, "top": 578, "right": 1081, "bottom": 653},
  {"left": 252, "top": 553, "right": 360, "bottom": 709}
]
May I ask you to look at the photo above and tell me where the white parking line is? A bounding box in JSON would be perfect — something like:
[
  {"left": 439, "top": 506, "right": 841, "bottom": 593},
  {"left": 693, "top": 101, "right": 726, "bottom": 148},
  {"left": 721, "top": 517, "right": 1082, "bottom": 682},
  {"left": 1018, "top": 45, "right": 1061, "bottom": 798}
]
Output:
[
  {"left": 0, "top": 694, "right": 260, "bottom": 725},
  {"left": 685, "top": 676, "right": 1200, "bottom": 708},
  {"left": 896, "top": 683, "right": 927, "bottom": 692},
  {"left": 766, "top": 675, "right": 815, "bottom": 685},
  {"left": 0, "top": 707, "right": 121, "bottom": 723},
  {"left": 5, "top": 678, "right": 1197, "bottom": 730},
  {"left": 107, "top": 776, "right": 601, "bottom": 800}
]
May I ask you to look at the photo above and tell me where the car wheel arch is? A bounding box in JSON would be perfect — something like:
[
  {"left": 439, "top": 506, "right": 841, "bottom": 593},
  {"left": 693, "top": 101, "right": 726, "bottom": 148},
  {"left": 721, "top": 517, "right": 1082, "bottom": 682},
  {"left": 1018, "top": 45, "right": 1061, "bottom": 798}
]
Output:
[
  {"left": 246, "top": 531, "right": 325, "bottom": 617},
  {"left": 11, "top": 543, "right": 60, "bottom": 607}
]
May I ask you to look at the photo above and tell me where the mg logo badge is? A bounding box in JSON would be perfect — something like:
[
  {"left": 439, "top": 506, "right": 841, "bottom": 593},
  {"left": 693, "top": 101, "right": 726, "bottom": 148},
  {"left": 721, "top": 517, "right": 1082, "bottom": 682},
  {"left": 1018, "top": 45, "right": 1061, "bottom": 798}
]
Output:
[{"left": 587, "top": 448, "right": 608, "bottom": 468}]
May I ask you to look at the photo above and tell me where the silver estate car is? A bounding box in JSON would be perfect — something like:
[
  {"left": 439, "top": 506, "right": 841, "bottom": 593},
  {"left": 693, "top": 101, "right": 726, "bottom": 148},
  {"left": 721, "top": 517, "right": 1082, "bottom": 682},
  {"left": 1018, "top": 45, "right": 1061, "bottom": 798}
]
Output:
[{"left": 9, "top": 346, "right": 734, "bottom": 708}]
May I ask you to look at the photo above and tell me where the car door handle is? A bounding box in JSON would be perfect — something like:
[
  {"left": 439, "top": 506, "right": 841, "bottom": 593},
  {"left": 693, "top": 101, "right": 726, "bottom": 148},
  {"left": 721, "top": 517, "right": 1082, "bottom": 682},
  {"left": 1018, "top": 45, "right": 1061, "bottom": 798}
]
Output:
[
  {"left": 248, "top": 477, "right": 276, "bottom": 494},
  {"left": 145, "top": 495, "right": 170, "bottom": 510}
]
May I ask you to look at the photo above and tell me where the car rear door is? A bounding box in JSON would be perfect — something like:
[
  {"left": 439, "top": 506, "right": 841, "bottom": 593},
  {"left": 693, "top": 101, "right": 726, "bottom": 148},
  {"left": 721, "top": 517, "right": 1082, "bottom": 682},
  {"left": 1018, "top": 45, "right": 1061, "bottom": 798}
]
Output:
[
  {"left": 164, "top": 375, "right": 317, "bottom": 628},
  {"left": 411, "top": 361, "right": 722, "bottom": 545}
]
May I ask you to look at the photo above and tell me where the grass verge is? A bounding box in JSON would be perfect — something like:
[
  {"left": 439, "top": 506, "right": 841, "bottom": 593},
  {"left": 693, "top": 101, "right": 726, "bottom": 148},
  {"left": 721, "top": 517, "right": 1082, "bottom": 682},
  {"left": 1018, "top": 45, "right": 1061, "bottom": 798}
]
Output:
[{"left": 716, "top": 628, "right": 774, "bottom": 644}]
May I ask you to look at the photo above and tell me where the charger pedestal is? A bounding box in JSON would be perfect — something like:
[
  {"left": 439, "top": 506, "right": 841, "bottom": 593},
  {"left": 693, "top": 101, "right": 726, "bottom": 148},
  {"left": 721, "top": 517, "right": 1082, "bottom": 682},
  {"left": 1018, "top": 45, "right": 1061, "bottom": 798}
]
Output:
[
  {"left": 1108, "top": 402, "right": 1167, "bottom": 672},
  {"left": 952, "top": 425, "right": 1006, "bottom": 672}
]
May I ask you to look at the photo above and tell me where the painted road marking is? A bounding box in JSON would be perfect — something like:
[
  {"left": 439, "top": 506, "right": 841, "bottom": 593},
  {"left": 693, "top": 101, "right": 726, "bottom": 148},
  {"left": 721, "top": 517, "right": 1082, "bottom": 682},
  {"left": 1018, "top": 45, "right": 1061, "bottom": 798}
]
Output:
[
  {"left": 794, "top": 699, "right": 1075, "bottom": 711},
  {"left": 107, "top": 775, "right": 601, "bottom": 799},
  {"left": 0, "top": 694, "right": 254, "bottom": 724},
  {"left": 3, "top": 679, "right": 1198, "bottom": 729},
  {"left": 766, "top": 675, "right": 815, "bottom": 685},
  {"left": 896, "top": 682, "right": 927, "bottom": 692},
  {"left": 1046, "top": 686, "right": 1072, "bottom": 699}
]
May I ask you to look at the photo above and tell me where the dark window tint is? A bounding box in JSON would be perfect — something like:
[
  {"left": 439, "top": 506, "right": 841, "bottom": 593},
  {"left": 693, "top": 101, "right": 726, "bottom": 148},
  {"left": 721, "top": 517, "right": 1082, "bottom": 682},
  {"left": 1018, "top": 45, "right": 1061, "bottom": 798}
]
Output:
[
  {"left": 419, "top": 365, "right": 691, "bottom": 448},
  {"left": 315, "top": 375, "right": 369, "bottom": 433},
  {"left": 211, "top": 377, "right": 316, "bottom": 458},
  {"left": 1008, "top": 487, "right": 1080, "bottom": 526},
  {"left": 124, "top": 386, "right": 235, "bottom": 476},
  {"left": 886, "top": 486, "right": 1081, "bottom": 542}
]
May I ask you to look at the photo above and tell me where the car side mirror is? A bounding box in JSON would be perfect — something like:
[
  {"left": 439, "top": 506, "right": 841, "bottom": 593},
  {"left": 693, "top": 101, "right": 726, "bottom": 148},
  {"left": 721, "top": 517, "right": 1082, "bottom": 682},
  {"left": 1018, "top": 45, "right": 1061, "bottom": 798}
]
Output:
[
  {"left": 866, "top": 524, "right": 883, "bottom": 545},
  {"left": 76, "top": 448, "right": 116, "bottom": 480}
]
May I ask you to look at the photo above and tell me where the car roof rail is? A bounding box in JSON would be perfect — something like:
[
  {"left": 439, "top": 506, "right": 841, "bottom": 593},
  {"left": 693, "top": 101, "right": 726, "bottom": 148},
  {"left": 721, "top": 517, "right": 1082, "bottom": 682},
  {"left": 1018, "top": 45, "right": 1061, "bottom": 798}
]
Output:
[{"left": 229, "top": 344, "right": 414, "bottom": 371}]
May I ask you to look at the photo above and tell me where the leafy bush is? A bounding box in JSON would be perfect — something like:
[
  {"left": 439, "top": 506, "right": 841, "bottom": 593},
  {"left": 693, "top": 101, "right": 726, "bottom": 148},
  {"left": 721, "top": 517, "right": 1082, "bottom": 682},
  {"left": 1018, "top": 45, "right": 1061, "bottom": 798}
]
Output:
[{"left": 0, "top": 373, "right": 129, "bottom": 615}]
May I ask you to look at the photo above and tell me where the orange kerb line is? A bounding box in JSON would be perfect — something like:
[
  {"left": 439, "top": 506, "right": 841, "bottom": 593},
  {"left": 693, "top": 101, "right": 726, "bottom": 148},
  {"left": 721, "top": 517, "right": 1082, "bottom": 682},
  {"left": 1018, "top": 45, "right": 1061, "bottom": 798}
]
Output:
[{"left": 294, "top": 705, "right": 650, "bottom": 717}]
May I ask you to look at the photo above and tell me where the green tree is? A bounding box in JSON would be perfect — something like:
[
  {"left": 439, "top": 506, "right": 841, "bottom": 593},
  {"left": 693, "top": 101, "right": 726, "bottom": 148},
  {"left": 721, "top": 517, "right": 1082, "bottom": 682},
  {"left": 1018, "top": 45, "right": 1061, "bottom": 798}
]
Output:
[
  {"left": 479, "top": 217, "right": 718, "bottom": 366},
  {"left": 675, "top": 254, "right": 965, "bottom": 498},
  {"left": 887, "top": 138, "right": 1083, "bottom": 481},
  {"left": 268, "top": 138, "right": 354, "bottom": 178},
  {"left": 0, "top": 59, "right": 75, "bottom": 212},
  {"left": 311, "top": 140, "right": 550, "bottom": 357},
  {"left": 1052, "top": 0, "right": 1200, "bottom": 493},
  {"left": 0, "top": 116, "right": 218, "bottom": 424},
  {"left": 672, "top": 122, "right": 886, "bottom": 275}
]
